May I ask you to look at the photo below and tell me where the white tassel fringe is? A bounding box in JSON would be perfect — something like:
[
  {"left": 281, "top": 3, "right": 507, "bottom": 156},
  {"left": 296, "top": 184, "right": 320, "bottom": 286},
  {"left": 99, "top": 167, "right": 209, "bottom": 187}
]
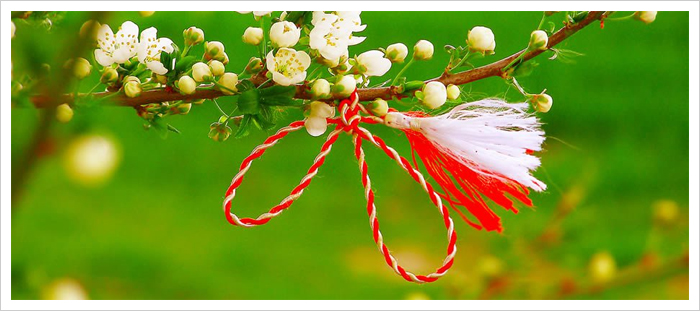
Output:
[{"left": 385, "top": 99, "right": 547, "bottom": 191}]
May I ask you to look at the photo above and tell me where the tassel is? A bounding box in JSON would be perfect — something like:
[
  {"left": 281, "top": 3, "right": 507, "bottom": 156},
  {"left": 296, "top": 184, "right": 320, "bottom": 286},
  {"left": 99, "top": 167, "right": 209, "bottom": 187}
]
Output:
[{"left": 385, "top": 99, "right": 546, "bottom": 232}]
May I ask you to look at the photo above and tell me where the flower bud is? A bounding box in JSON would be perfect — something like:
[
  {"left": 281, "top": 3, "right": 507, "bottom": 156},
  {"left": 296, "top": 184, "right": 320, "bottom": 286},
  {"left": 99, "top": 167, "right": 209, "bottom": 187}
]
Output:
[
  {"left": 139, "top": 11, "right": 155, "bottom": 17},
  {"left": 367, "top": 98, "right": 389, "bottom": 117},
  {"left": 66, "top": 57, "right": 92, "bottom": 80},
  {"left": 529, "top": 30, "right": 548, "bottom": 51},
  {"left": 123, "top": 75, "right": 140, "bottom": 84},
  {"left": 304, "top": 116, "right": 328, "bottom": 137},
  {"left": 100, "top": 67, "right": 118, "bottom": 84},
  {"left": 183, "top": 26, "right": 205, "bottom": 46},
  {"left": 208, "top": 60, "right": 225, "bottom": 77},
  {"left": 634, "top": 11, "right": 657, "bottom": 24},
  {"left": 242, "top": 27, "right": 264, "bottom": 46},
  {"left": 385, "top": 43, "right": 408, "bottom": 63},
  {"left": 208, "top": 122, "right": 232, "bottom": 142},
  {"left": 63, "top": 134, "right": 120, "bottom": 187},
  {"left": 79, "top": 20, "right": 100, "bottom": 40},
  {"left": 175, "top": 102, "right": 192, "bottom": 115},
  {"left": 311, "top": 79, "right": 331, "bottom": 99},
  {"left": 413, "top": 40, "right": 434, "bottom": 60},
  {"left": 332, "top": 75, "right": 357, "bottom": 98},
  {"left": 191, "top": 62, "right": 213, "bottom": 83},
  {"left": 419, "top": 81, "right": 447, "bottom": 109},
  {"left": 124, "top": 80, "right": 142, "bottom": 98},
  {"left": 446, "top": 84, "right": 460, "bottom": 100},
  {"left": 269, "top": 21, "right": 300, "bottom": 48},
  {"left": 355, "top": 50, "right": 391, "bottom": 77},
  {"left": 218, "top": 72, "right": 238, "bottom": 95},
  {"left": 220, "top": 52, "right": 230, "bottom": 65},
  {"left": 11, "top": 21, "right": 16, "bottom": 39},
  {"left": 56, "top": 103, "right": 74, "bottom": 123},
  {"left": 589, "top": 252, "right": 617, "bottom": 284},
  {"left": 531, "top": 93, "right": 553, "bottom": 113},
  {"left": 244, "top": 57, "right": 263, "bottom": 74},
  {"left": 154, "top": 74, "right": 167, "bottom": 84},
  {"left": 468, "top": 26, "right": 496, "bottom": 54},
  {"left": 309, "top": 101, "right": 335, "bottom": 118},
  {"left": 652, "top": 200, "right": 679, "bottom": 227},
  {"left": 204, "top": 41, "right": 225, "bottom": 60},
  {"left": 177, "top": 76, "right": 197, "bottom": 95}
]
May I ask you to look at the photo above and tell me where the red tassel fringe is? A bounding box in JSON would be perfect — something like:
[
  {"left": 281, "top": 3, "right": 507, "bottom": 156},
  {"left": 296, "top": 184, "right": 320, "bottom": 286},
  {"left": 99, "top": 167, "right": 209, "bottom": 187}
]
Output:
[{"left": 403, "top": 127, "right": 533, "bottom": 233}]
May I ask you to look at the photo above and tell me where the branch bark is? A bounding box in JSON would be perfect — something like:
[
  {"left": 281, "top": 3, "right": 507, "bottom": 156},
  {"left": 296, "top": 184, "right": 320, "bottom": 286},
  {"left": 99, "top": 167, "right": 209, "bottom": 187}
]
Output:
[{"left": 30, "top": 11, "right": 605, "bottom": 108}]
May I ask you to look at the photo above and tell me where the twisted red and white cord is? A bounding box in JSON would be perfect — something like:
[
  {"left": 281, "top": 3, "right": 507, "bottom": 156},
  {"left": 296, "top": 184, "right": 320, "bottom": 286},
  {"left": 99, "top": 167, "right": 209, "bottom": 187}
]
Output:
[{"left": 223, "top": 92, "right": 457, "bottom": 283}]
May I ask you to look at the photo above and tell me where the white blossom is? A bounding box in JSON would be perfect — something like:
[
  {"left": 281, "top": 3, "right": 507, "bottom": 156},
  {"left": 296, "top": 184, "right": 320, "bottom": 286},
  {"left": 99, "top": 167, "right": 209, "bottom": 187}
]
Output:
[
  {"left": 269, "top": 21, "right": 300, "bottom": 48},
  {"left": 356, "top": 50, "right": 391, "bottom": 77},
  {"left": 414, "top": 40, "right": 434, "bottom": 60},
  {"left": 94, "top": 21, "right": 139, "bottom": 66},
  {"left": 137, "top": 27, "right": 174, "bottom": 75},
  {"left": 468, "top": 26, "right": 496, "bottom": 53},
  {"left": 310, "top": 11, "right": 366, "bottom": 64},
  {"left": 266, "top": 48, "right": 311, "bottom": 86},
  {"left": 421, "top": 81, "right": 447, "bottom": 109}
]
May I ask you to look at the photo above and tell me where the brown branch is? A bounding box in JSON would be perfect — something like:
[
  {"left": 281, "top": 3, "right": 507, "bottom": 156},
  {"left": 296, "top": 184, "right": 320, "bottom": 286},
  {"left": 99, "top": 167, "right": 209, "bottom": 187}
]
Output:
[{"left": 30, "top": 11, "right": 605, "bottom": 108}]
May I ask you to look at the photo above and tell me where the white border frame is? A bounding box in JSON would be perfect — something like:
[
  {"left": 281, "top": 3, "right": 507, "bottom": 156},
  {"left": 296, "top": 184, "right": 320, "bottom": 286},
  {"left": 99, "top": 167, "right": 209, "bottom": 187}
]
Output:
[{"left": 2, "top": 1, "right": 698, "bottom": 310}]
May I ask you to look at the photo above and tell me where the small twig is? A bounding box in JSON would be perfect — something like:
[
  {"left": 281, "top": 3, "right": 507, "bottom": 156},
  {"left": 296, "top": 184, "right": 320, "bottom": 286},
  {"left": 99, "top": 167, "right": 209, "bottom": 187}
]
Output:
[{"left": 28, "top": 12, "right": 606, "bottom": 108}]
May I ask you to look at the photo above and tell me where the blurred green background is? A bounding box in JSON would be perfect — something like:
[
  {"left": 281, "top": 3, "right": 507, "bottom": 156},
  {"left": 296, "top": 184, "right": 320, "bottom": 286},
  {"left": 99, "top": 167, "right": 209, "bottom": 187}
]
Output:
[{"left": 11, "top": 11, "right": 689, "bottom": 300}]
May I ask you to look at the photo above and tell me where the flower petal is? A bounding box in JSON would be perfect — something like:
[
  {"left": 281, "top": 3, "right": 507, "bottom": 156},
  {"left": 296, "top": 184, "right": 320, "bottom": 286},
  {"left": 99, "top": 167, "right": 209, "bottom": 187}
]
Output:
[
  {"left": 348, "top": 35, "right": 366, "bottom": 46},
  {"left": 147, "top": 61, "right": 168, "bottom": 75},
  {"left": 112, "top": 46, "right": 133, "bottom": 64},
  {"left": 156, "top": 38, "right": 174, "bottom": 54},
  {"left": 271, "top": 71, "right": 292, "bottom": 86},
  {"left": 96, "top": 24, "right": 114, "bottom": 51},
  {"left": 94, "top": 49, "right": 113, "bottom": 67}
]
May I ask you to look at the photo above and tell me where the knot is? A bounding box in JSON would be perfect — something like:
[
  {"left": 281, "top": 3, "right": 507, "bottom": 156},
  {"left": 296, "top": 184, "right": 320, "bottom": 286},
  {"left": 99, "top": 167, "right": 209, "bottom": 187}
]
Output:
[{"left": 338, "top": 91, "right": 361, "bottom": 132}]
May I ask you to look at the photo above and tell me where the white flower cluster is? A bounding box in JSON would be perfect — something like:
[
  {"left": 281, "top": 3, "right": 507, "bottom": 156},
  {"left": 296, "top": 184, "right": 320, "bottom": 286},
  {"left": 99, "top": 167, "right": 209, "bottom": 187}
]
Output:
[{"left": 94, "top": 21, "right": 175, "bottom": 75}]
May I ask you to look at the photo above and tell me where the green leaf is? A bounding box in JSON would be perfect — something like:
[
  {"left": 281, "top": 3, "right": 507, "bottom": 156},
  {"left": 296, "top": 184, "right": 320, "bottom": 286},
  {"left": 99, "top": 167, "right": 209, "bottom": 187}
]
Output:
[
  {"left": 298, "top": 36, "right": 310, "bottom": 46},
  {"left": 259, "top": 85, "right": 301, "bottom": 107},
  {"left": 236, "top": 80, "right": 256, "bottom": 93},
  {"left": 261, "top": 96, "right": 300, "bottom": 107},
  {"left": 175, "top": 56, "right": 197, "bottom": 72},
  {"left": 259, "top": 85, "right": 296, "bottom": 97},
  {"left": 512, "top": 61, "right": 539, "bottom": 78},
  {"left": 253, "top": 111, "right": 276, "bottom": 130},
  {"left": 167, "top": 124, "right": 181, "bottom": 134},
  {"left": 546, "top": 21, "right": 556, "bottom": 34},
  {"left": 234, "top": 115, "right": 253, "bottom": 139},
  {"left": 238, "top": 89, "right": 261, "bottom": 114},
  {"left": 404, "top": 81, "right": 425, "bottom": 92}
]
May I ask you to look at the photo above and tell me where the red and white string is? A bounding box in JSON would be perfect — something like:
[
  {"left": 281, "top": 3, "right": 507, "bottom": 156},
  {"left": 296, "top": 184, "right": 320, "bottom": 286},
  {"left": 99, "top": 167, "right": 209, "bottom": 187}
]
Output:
[{"left": 223, "top": 92, "right": 458, "bottom": 283}]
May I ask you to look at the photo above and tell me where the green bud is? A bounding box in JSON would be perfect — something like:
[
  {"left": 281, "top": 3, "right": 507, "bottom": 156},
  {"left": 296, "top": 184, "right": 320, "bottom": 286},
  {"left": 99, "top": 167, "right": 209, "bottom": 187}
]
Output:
[
  {"left": 446, "top": 84, "right": 460, "bottom": 100},
  {"left": 204, "top": 41, "right": 225, "bottom": 60},
  {"left": 177, "top": 76, "right": 197, "bottom": 95},
  {"left": 183, "top": 27, "right": 205, "bottom": 46},
  {"left": 413, "top": 40, "right": 434, "bottom": 60},
  {"left": 367, "top": 98, "right": 389, "bottom": 117},
  {"left": 56, "top": 103, "right": 74, "bottom": 123},
  {"left": 100, "top": 67, "right": 119, "bottom": 84},
  {"left": 217, "top": 73, "right": 238, "bottom": 95},
  {"left": 175, "top": 103, "right": 192, "bottom": 115},
  {"left": 124, "top": 81, "right": 142, "bottom": 98},
  {"left": 310, "top": 79, "right": 331, "bottom": 99},
  {"left": 245, "top": 57, "right": 264, "bottom": 74},
  {"left": 530, "top": 93, "right": 553, "bottom": 113},
  {"left": 65, "top": 57, "right": 92, "bottom": 80},
  {"left": 192, "top": 62, "right": 213, "bottom": 83},
  {"left": 528, "top": 30, "right": 549, "bottom": 51},
  {"left": 208, "top": 122, "right": 232, "bottom": 142},
  {"left": 208, "top": 60, "right": 225, "bottom": 77}
]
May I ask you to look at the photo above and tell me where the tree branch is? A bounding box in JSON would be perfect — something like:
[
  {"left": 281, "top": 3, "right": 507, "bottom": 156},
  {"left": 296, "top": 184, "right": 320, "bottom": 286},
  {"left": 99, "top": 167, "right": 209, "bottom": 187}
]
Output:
[{"left": 29, "top": 12, "right": 605, "bottom": 109}]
